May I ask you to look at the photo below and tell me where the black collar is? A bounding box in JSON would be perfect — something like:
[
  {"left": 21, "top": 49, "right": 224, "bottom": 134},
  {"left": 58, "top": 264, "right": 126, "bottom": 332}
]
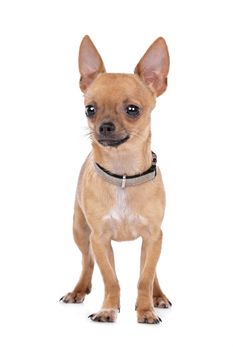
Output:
[{"left": 94, "top": 152, "right": 157, "bottom": 188}]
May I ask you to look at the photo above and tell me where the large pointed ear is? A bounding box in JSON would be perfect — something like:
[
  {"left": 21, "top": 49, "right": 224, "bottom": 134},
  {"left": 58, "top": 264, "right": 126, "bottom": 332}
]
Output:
[
  {"left": 134, "top": 37, "right": 170, "bottom": 97},
  {"left": 78, "top": 35, "right": 105, "bottom": 92}
]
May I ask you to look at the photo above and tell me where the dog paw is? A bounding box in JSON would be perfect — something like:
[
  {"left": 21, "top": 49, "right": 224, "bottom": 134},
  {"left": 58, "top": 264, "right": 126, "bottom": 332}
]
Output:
[
  {"left": 137, "top": 309, "right": 162, "bottom": 324},
  {"left": 59, "top": 291, "right": 86, "bottom": 304},
  {"left": 88, "top": 308, "right": 118, "bottom": 323},
  {"left": 153, "top": 295, "right": 172, "bottom": 308}
]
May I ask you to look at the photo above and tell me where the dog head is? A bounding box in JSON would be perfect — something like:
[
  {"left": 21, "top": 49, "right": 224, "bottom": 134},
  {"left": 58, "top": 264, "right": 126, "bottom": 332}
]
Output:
[{"left": 78, "top": 36, "right": 169, "bottom": 148}]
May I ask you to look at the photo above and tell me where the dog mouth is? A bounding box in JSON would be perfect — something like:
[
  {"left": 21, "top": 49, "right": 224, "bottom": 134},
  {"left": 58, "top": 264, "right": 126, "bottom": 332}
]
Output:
[{"left": 98, "top": 135, "right": 130, "bottom": 147}]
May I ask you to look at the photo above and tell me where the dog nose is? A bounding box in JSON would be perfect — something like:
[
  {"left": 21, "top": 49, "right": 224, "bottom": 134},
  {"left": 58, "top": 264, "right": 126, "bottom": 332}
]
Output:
[{"left": 99, "top": 122, "right": 115, "bottom": 136}]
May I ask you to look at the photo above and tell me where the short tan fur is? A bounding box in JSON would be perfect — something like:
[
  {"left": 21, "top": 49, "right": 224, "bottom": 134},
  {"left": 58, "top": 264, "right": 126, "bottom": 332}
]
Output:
[{"left": 61, "top": 36, "right": 171, "bottom": 324}]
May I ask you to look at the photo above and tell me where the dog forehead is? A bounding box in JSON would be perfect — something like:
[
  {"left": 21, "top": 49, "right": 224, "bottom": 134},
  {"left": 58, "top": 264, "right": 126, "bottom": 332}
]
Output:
[{"left": 85, "top": 73, "right": 153, "bottom": 104}]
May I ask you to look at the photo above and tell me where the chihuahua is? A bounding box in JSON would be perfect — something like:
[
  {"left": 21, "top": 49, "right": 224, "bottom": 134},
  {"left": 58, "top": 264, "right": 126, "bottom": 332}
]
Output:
[{"left": 60, "top": 36, "right": 171, "bottom": 324}]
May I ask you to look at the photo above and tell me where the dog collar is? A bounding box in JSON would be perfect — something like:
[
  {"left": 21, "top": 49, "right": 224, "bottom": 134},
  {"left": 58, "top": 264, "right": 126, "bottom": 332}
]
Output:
[{"left": 94, "top": 152, "right": 157, "bottom": 188}]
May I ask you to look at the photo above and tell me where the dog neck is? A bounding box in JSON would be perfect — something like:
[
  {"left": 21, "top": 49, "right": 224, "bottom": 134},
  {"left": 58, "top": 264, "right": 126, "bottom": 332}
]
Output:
[{"left": 92, "top": 135, "right": 152, "bottom": 176}]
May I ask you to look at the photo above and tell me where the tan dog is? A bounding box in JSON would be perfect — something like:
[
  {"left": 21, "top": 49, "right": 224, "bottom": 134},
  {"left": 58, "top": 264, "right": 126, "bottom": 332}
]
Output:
[{"left": 60, "top": 36, "right": 171, "bottom": 324}]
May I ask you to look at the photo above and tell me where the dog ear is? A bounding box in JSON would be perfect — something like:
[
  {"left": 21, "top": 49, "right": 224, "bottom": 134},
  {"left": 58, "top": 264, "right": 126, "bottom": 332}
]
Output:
[
  {"left": 79, "top": 35, "right": 105, "bottom": 92},
  {"left": 134, "top": 37, "right": 169, "bottom": 97}
]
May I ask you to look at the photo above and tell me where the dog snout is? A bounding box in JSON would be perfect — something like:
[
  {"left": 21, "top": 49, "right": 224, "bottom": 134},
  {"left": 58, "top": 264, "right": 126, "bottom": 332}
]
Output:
[{"left": 99, "top": 122, "right": 116, "bottom": 136}]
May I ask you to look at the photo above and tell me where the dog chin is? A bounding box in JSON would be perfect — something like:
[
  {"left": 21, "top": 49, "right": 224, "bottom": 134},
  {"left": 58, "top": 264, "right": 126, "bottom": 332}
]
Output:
[{"left": 97, "top": 135, "right": 130, "bottom": 147}]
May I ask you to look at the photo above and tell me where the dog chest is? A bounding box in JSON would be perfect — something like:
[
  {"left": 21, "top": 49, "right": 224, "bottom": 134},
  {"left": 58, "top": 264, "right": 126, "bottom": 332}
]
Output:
[{"left": 102, "top": 187, "right": 148, "bottom": 241}]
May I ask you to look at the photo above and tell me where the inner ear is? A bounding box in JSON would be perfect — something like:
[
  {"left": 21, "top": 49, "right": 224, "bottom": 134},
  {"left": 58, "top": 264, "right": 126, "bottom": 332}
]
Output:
[
  {"left": 134, "top": 37, "right": 169, "bottom": 97},
  {"left": 79, "top": 35, "right": 105, "bottom": 92}
]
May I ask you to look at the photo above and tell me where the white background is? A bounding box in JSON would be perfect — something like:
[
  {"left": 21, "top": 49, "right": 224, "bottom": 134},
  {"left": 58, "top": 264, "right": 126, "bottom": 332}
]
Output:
[{"left": 0, "top": 0, "right": 233, "bottom": 349}]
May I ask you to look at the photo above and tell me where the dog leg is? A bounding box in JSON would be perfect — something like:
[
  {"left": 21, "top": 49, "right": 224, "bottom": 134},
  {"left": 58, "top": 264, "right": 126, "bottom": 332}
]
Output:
[
  {"left": 136, "top": 231, "right": 163, "bottom": 324},
  {"left": 88, "top": 234, "right": 120, "bottom": 322},
  {"left": 152, "top": 232, "right": 172, "bottom": 308},
  {"left": 60, "top": 203, "right": 94, "bottom": 303},
  {"left": 153, "top": 274, "right": 172, "bottom": 308}
]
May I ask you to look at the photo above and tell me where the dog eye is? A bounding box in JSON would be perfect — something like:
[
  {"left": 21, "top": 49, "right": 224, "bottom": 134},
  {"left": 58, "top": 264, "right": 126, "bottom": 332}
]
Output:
[
  {"left": 125, "top": 105, "right": 140, "bottom": 117},
  {"left": 85, "top": 105, "right": 96, "bottom": 118}
]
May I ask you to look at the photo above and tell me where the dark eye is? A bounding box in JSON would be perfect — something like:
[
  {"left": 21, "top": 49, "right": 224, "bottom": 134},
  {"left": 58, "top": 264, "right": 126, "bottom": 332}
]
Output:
[
  {"left": 85, "top": 105, "right": 96, "bottom": 118},
  {"left": 125, "top": 104, "right": 140, "bottom": 117}
]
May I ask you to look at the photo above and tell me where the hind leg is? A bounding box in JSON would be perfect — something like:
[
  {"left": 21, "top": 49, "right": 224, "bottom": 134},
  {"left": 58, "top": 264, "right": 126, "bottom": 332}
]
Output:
[
  {"left": 152, "top": 232, "right": 172, "bottom": 308},
  {"left": 153, "top": 273, "right": 172, "bottom": 308},
  {"left": 60, "top": 203, "right": 94, "bottom": 303}
]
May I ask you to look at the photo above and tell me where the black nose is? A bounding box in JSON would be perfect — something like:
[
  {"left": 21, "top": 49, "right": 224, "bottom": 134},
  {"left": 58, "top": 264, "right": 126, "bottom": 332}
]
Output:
[{"left": 99, "top": 122, "right": 115, "bottom": 136}]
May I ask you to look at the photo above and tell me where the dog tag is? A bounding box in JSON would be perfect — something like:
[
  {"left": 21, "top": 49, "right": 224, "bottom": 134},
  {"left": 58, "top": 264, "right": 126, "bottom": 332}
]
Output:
[{"left": 121, "top": 175, "right": 126, "bottom": 189}]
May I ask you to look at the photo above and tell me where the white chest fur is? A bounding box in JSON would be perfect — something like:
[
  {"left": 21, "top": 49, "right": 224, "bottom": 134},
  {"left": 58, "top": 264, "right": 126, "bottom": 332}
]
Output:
[
  {"left": 103, "top": 187, "right": 148, "bottom": 241},
  {"left": 104, "top": 188, "right": 129, "bottom": 221}
]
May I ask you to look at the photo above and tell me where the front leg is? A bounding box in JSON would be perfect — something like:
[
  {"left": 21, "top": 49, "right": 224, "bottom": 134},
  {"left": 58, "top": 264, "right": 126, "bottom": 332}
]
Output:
[
  {"left": 136, "top": 231, "right": 162, "bottom": 324},
  {"left": 89, "top": 233, "right": 120, "bottom": 322}
]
